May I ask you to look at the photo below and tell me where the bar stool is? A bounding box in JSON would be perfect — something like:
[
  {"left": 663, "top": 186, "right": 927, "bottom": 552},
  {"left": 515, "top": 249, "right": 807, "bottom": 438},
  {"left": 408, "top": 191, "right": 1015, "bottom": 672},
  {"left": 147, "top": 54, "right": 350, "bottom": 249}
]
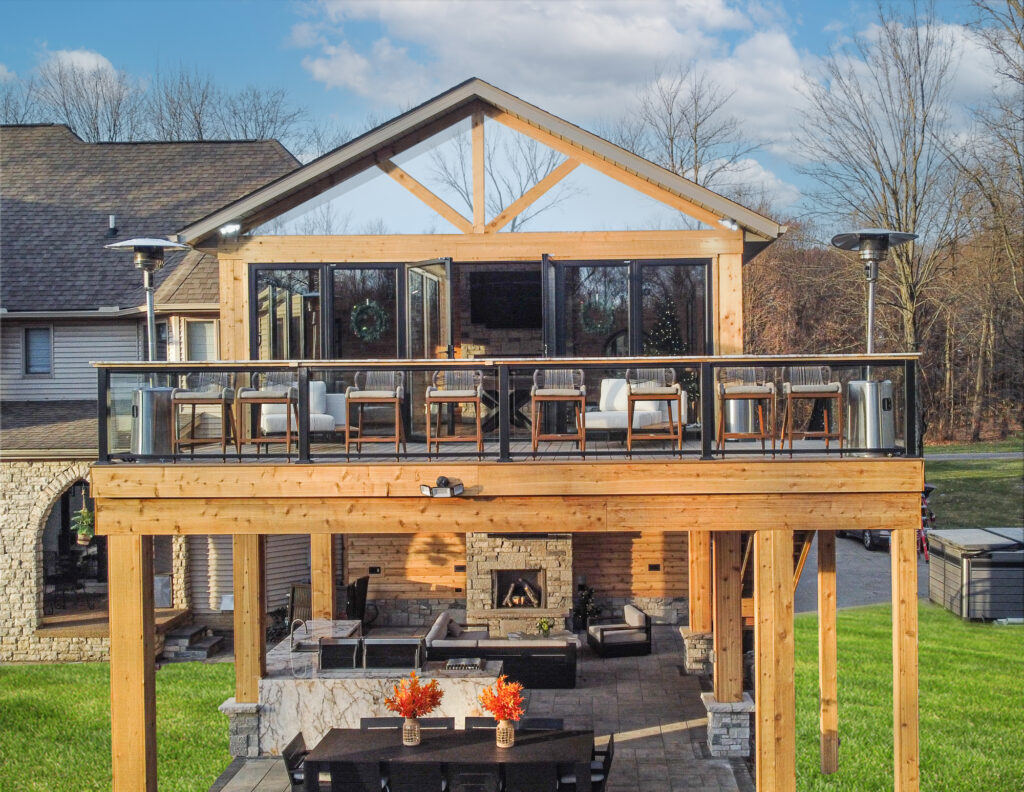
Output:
[
  {"left": 235, "top": 371, "right": 298, "bottom": 459},
  {"left": 345, "top": 370, "right": 406, "bottom": 459},
  {"left": 530, "top": 368, "right": 586, "bottom": 457},
  {"left": 171, "top": 372, "right": 237, "bottom": 460},
  {"left": 425, "top": 369, "right": 484, "bottom": 458},
  {"left": 625, "top": 367, "right": 684, "bottom": 454},
  {"left": 780, "top": 365, "right": 843, "bottom": 456},
  {"left": 715, "top": 367, "right": 775, "bottom": 455}
]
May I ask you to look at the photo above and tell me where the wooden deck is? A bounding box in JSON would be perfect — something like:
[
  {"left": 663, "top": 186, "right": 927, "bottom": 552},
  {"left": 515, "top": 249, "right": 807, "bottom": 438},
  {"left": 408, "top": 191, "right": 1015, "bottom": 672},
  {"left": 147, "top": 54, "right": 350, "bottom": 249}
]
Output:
[{"left": 36, "top": 606, "right": 189, "bottom": 639}]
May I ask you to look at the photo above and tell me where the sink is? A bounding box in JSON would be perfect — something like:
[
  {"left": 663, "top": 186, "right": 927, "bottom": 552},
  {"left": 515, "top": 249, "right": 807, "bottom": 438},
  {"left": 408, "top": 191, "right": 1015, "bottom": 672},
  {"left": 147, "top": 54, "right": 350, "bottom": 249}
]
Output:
[{"left": 291, "top": 638, "right": 320, "bottom": 652}]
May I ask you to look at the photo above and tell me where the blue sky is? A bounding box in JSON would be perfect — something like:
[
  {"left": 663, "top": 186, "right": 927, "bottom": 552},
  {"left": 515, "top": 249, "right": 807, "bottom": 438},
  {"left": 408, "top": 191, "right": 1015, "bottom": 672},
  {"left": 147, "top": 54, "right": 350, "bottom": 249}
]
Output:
[{"left": 0, "top": 0, "right": 991, "bottom": 223}]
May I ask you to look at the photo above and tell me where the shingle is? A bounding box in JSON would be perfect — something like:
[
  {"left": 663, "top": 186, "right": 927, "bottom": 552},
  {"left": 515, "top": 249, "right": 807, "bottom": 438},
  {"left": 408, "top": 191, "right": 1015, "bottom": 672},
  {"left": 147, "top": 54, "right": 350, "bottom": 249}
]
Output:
[
  {"left": 0, "top": 124, "right": 298, "bottom": 312},
  {"left": 0, "top": 400, "right": 97, "bottom": 451}
]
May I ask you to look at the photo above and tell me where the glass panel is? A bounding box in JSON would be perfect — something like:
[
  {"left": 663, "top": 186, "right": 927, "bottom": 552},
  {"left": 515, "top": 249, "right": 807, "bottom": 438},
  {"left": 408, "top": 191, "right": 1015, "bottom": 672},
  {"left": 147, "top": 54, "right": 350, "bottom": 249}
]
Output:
[
  {"left": 563, "top": 265, "right": 629, "bottom": 356},
  {"left": 254, "top": 269, "right": 321, "bottom": 360},
  {"left": 186, "top": 321, "right": 217, "bottom": 361},
  {"left": 332, "top": 267, "right": 398, "bottom": 358},
  {"left": 408, "top": 270, "right": 425, "bottom": 359},
  {"left": 24, "top": 327, "right": 52, "bottom": 374},
  {"left": 641, "top": 264, "right": 706, "bottom": 355}
]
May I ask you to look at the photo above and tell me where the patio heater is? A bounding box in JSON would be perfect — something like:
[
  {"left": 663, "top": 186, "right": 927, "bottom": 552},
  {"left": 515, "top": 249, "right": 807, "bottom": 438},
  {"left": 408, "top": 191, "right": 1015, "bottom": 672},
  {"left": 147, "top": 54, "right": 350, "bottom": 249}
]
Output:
[
  {"left": 105, "top": 237, "right": 189, "bottom": 458},
  {"left": 830, "top": 228, "right": 917, "bottom": 453}
]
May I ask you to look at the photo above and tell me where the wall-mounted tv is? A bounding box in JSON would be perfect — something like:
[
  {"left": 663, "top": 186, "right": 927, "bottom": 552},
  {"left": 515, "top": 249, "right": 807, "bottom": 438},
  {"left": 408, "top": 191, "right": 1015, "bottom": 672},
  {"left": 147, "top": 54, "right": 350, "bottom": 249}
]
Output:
[{"left": 469, "top": 271, "right": 543, "bottom": 329}]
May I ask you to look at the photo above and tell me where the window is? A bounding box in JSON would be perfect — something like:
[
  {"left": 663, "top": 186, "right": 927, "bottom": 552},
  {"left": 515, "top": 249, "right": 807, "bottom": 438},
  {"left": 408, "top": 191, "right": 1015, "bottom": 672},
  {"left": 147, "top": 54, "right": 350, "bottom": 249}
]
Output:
[
  {"left": 185, "top": 320, "right": 217, "bottom": 361},
  {"left": 23, "top": 327, "right": 52, "bottom": 375}
]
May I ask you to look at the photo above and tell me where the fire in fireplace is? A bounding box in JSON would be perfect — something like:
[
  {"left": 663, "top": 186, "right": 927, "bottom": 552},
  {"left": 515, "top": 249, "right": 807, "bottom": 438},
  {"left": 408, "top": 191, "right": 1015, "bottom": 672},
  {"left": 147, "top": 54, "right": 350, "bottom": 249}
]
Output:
[{"left": 492, "top": 569, "right": 545, "bottom": 609}]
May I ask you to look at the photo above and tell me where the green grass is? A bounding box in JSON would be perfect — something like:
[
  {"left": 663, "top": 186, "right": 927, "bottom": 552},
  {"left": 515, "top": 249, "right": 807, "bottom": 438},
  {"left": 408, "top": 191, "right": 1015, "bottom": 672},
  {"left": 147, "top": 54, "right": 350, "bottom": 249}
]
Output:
[
  {"left": 925, "top": 457, "right": 1024, "bottom": 528},
  {"left": 0, "top": 662, "right": 233, "bottom": 792},
  {"left": 925, "top": 432, "right": 1023, "bottom": 455},
  {"left": 795, "top": 603, "right": 1024, "bottom": 791}
]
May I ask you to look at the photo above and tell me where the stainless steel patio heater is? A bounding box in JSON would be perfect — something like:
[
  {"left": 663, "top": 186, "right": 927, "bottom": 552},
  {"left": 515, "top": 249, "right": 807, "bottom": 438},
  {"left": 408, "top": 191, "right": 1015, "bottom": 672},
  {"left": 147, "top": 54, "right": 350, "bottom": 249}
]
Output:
[
  {"left": 830, "top": 228, "right": 916, "bottom": 453},
  {"left": 105, "top": 237, "right": 189, "bottom": 458}
]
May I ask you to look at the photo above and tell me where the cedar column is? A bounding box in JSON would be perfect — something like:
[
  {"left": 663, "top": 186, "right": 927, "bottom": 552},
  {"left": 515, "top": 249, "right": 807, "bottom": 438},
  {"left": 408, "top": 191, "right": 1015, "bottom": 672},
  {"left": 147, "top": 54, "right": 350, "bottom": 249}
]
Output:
[
  {"left": 233, "top": 534, "right": 266, "bottom": 703},
  {"left": 712, "top": 531, "right": 743, "bottom": 701},
  {"left": 108, "top": 534, "right": 157, "bottom": 792},
  {"left": 688, "top": 531, "right": 713, "bottom": 632},
  {"left": 754, "top": 529, "right": 795, "bottom": 792},
  {"left": 818, "top": 530, "right": 839, "bottom": 773},
  {"left": 892, "top": 527, "right": 920, "bottom": 792},
  {"left": 310, "top": 534, "right": 337, "bottom": 619}
]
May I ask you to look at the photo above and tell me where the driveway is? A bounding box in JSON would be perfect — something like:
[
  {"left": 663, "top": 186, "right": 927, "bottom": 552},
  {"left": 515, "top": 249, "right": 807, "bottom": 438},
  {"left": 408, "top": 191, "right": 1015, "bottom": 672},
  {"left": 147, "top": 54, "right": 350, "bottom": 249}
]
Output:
[{"left": 794, "top": 532, "right": 930, "bottom": 613}]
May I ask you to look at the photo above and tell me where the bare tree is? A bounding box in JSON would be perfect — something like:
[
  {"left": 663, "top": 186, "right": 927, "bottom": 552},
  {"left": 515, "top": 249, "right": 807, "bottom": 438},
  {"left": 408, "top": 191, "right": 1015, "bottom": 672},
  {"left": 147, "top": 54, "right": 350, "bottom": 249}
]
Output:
[
  {"left": 148, "top": 67, "right": 220, "bottom": 141},
  {"left": 217, "top": 85, "right": 306, "bottom": 141},
  {"left": 32, "top": 57, "right": 146, "bottom": 141},
  {"left": 0, "top": 76, "right": 40, "bottom": 124},
  {"left": 797, "top": 1, "right": 966, "bottom": 354}
]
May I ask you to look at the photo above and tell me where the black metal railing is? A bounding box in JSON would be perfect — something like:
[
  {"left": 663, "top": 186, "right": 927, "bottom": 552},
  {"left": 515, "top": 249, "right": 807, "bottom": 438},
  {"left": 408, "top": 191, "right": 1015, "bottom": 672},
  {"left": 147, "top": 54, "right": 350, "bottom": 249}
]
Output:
[{"left": 93, "top": 354, "right": 921, "bottom": 463}]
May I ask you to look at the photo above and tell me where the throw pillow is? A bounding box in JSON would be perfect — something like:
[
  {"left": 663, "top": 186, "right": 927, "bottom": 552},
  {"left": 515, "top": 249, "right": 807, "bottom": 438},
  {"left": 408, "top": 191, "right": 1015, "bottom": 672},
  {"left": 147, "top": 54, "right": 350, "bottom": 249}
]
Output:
[{"left": 447, "top": 620, "right": 464, "bottom": 638}]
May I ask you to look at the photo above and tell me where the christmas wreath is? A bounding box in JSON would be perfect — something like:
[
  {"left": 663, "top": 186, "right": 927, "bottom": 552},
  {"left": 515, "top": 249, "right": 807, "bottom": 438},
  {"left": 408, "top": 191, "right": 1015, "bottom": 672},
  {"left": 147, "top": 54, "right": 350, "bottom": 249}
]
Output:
[
  {"left": 578, "top": 298, "right": 615, "bottom": 336},
  {"left": 350, "top": 300, "right": 390, "bottom": 342}
]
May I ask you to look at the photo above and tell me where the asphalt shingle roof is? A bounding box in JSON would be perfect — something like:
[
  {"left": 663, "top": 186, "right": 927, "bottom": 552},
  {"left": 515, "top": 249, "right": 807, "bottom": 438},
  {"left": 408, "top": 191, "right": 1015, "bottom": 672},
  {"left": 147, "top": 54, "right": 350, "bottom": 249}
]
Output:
[
  {"left": 0, "top": 124, "right": 298, "bottom": 312},
  {"left": 0, "top": 400, "right": 97, "bottom": 452}
]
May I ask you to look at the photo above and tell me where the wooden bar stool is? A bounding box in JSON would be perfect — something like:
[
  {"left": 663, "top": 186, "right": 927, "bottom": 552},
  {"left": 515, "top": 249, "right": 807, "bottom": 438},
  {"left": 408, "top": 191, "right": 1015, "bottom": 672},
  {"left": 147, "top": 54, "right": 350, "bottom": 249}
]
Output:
[
  {"left": 345, "top": 370, "right": 406, "bottom": 459},
  {"left": 235, "top": 371, "right": 298, "bottom": 459},
  {"left": 425, "top": 369, "right": 484, "bottom": 458},
  {"left": 530, "top": 368, "right": 586, "bottom": 457},
  {"left": 171, "top": 372, "right": 237, "bottom": 460},
  {"left": 715, "top": 366, "right": 775, "bottom": 456},
  {"left": 781, "top": 365, "right": 843, "bottom": 456},
  {"left": 625, "top": 367, "right": 684, "bottom": 455}
]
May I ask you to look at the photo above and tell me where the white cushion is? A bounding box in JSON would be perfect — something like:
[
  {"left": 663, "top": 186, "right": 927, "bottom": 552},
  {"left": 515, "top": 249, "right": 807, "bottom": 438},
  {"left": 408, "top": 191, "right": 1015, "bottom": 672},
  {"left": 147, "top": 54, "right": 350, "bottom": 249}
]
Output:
[
  {"left": 533, "top": 387, "right": 585, "bottom": 397},
  {"left": 585, "top": 410, "right": 663, "bottom": 430},
  {"left": 630, "top": 383, "right": 680, "bottom": 396},
  {"left": 599, "top": 378, "right": 629, "bottom": 412},
  {"left": 430, "top": 639, "right": 478, "bottom": 649},
  {"left": 427, "top": 388, "right": 479, "bottom": 398},
  {"left": 324, "top": 393, "right": 347, "bottom": 426},
  {"left": 425, "top": 612, "right": 450, "bottom": 645},
  {"left": 348, "top": 389, "right": 402, "bottom": 399},
  {"left": 588, "top": 624, "right": 626, "bottom": 638},
  {"left": 624, "top": 604, "right": 646, "bottom": 627},
  {"left": 601, "top": 628, "right": 647, "bottom": 644},
  {"left": 261, "top": 412, "right": 335, "bottom": 434},
  {"left": 720, "top": 383, "right": 775, "bottom": 395},
  {"left": 784, "top": 382, "right": 842, "bottom": 394}
]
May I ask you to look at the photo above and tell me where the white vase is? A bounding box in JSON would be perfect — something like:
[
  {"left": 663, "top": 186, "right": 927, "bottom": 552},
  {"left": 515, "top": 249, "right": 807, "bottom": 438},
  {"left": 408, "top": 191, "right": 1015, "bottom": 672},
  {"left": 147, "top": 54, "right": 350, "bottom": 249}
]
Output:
[{"left": 402, "top": 717, "right": 421, "bottom": 746}]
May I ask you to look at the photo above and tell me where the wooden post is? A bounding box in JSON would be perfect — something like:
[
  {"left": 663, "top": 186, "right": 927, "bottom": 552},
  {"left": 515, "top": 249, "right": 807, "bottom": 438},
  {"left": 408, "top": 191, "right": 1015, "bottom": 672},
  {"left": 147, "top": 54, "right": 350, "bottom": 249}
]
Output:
[
  {"left": 754, "top": 529, "right": 795, "bottom": 792},
  {"left": 818, "top": 530, "right": 839, "bottom": 773},
  {"left": 713, "top": 530, "right": 743, "bottom": 702},
  {"left": 688, "top": 530, "right": 713, "bottom": 632},
  {"left": 108, "top": 534, "right": 157, "bottom": 792},
  {"left": 472, "top": 110, "right": 485, "bottom": 233},
  {"left": 892, "top": 527, "right": 920, "bottom": 792},
  {"left": 233, "top": 534, "right": 266, "bottom": 703},
  {"left": 310, "top": 533, "right": 337, "bottom": 620},
  {"left": 717, "top": 251, "right": 744, "bottom": 354}
]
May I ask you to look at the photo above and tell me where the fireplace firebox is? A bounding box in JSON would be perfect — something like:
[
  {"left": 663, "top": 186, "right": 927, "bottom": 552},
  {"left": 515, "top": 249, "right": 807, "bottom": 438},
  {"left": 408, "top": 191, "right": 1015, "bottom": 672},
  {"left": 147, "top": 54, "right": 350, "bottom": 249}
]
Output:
[{"left": 492, "top": 569, "right": 545, "bottom": 609}]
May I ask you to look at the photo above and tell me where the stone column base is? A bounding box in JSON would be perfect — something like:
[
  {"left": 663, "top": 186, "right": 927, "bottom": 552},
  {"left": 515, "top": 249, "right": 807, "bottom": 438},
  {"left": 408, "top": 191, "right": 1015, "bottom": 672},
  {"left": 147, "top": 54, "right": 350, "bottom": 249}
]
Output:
[
  {"left": 700, "top": 691, "right": 754, "bottom": 757},
  {"left": 679, "top": 627, "right": 713, "bottom": 675},
  {"left": 220, "top": 697, "right": 261, "bottom": 757}
]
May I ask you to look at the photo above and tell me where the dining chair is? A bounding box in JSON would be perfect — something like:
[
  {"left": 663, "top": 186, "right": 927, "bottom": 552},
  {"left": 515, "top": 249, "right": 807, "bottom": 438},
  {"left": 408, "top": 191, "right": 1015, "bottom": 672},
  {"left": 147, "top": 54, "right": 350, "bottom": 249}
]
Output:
[
  {"left": 625, "top": 367, "right": 684, "bottom": 454},
  {"left": 235, "top": 370, "right": 298, "bottom": 458},
  {"left": 530, "top": 368, "right": 586, "bottom": 457},
  {"left": 420, "top": 717, "right": 455, "bottom": 730},
  {"left": 560, "top": 734, "right": 613, "bottom": 791},
  {"left": 517, "top": 717, "right": 564, "bottom": 731},
  {"left": 384, "top": 762, "right": 445, "bottom": 792},
  {"left": 780, "top": 365, "right": 843, "bottom": 456},
  {"left": 359, "top": 717, "right": 403, "bottom": 730},
  {"left": 171, "top": 372, "right": 237, "bottom": 460},
  {"left": 345, "top": 370, "right": 406, "bottom": 459},
  {"left": 283, "top": 732, "right": 330, "bottom": 791},
  {"left": 328, "top": 761, "right": 385, "bottom": 792},
  {"left": 463, "top": 717, "right": 497, "bottom": 730},
  {"left": 505, "top": 762, "right": 559, "bottom": 791},
  {"left": 715, "top": 366, "right": 776, "bottom": 456},
  {"left": 444, "top": 763, "right": 501, "bottom": 792},
  {"left": 425, "top": 369, "right": 484, "bottom": 458}
]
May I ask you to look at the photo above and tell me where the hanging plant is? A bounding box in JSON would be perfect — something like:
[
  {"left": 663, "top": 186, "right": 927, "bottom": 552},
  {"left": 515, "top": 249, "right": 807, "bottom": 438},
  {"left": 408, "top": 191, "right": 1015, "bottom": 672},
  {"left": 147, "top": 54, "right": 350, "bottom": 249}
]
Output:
[
  {"left": 71, "top": 506, "right": 94, "bottom": 546},
  {"left": 578, "top": 298, "right": 614, "bottom": 336},
  {"left": 349, "top": 299, "right": 390, "bottom": 342}
]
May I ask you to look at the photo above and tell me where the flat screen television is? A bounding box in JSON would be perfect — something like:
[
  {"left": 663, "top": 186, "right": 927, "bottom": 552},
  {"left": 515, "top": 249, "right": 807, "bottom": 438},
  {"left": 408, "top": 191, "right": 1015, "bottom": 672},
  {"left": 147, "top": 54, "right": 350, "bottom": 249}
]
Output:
[{"left": 469, "top": 270, "right": 543, "bottom": 329}]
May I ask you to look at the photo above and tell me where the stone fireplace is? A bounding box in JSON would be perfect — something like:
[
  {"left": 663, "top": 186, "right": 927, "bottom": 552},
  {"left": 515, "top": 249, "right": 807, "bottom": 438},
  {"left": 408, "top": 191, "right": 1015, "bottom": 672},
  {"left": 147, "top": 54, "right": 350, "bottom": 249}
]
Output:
[{"left": 465, "top": 533, "right": 572, "bottom": 636}]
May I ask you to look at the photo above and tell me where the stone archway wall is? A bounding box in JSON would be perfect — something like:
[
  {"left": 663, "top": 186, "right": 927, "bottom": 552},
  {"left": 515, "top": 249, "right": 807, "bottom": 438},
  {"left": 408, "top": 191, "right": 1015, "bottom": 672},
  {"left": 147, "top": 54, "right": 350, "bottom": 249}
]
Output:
[{"left": 0, "top": 459, "right": 106, "bottom": 662}]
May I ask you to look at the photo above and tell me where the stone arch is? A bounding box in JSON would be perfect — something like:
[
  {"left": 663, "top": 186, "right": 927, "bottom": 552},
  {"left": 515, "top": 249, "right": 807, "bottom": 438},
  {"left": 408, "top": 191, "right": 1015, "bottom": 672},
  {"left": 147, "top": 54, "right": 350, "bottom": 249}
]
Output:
[{"left": 28, "top": 461, "right": 93, "bottom": 624}]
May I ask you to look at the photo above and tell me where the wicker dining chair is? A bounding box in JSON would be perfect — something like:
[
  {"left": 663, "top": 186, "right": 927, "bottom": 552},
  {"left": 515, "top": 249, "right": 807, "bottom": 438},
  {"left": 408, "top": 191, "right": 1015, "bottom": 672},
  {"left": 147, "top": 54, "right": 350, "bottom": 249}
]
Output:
[
  {"left": 171, "top": 372, "right": 237, "bottom": 461},
  {"left": 781, "top": 365, "right": 844, "bottom": 456},
  {"left": 425, "top": 369, "right": 484, "bottom": 458},
  {"left": 345, "top": 370, "right": 406, "bottom": 459},
  {"left": 715, "top": 367, "right": 775, "bottom": 455},
  {"left": 530, "top": 368, "right": 586, "bottom": 457},
  {"left": 625, "top": 367, "right": 684, "bottom": 454}
]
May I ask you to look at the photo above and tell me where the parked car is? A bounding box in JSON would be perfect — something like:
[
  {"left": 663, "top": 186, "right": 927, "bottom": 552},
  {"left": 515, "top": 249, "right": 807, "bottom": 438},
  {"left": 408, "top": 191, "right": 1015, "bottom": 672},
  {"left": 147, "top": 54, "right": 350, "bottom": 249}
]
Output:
[
  {"left": 837, "top": 527, "right": 890, "bottom": 550},
  {"left": 838, "top": 484, "right": 937, "bottom": 552}
]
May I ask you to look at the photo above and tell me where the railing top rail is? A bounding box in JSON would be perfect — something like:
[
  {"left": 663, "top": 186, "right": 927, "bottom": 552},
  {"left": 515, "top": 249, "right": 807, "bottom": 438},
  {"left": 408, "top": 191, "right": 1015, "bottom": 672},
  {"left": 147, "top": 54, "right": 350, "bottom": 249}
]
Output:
[{"left": 91, "top": 352, "right": 920, "bottom": 371}]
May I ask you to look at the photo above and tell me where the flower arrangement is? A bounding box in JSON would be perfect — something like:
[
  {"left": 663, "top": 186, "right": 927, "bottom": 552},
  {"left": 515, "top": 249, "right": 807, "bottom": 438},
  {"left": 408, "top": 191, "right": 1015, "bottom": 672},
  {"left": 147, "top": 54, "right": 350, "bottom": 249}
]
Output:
[
  {"left": 384, "top": 671, "right": 444, "bottom": 718},
  {"left": 478, "top": 675, "right": 524, "bottom": 722},
  {"left": 536, "top": 617, "right": 554, "bottom": 635}
]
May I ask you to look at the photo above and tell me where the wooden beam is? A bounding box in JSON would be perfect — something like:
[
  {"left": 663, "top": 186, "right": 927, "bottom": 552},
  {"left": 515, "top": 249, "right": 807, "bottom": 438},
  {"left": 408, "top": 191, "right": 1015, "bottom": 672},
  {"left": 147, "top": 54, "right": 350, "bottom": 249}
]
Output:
[
  {"left": 472, "top": 110, "right": 485, "bottom": 232},
  {"left": 712, "top": 531, "right": 743, "bottom": 702},
  {"left": 794, "top": 530, "right": 816, "bottom": 587},
  {"left": 688, "top": 531, "right": 712, "bottom": 632},
  {"left": 218, "top": 256, "right": 247, "bottom": 359},
  {"left": 233, "top": 535, "right": 266, "bottom": 703},
  {"left": 818, "top": 530, "right": 839, "bottom": 774},
  {"left": 108, "top": 534, "right": 157, "bottom": 792},
  {"left": 754, "top": 529, "right": 795, "bottom": 792},
  {"left": 892, "top": 527, "right": 920, "bottom": 792},
  {"left": 310, "top": 533, "right": 337, "bottom": 620},
  {"left": 376, "top": 159, "right": 474, "bottom": 234},
  {"left": 489, "top": 109, "right": 731, "bottom": 230},
  {"left": 717, "top": 252, "right": 743, "bottom": 354},
  {"left": 486, "top": 159, "right": 579, "bottom": 233}
]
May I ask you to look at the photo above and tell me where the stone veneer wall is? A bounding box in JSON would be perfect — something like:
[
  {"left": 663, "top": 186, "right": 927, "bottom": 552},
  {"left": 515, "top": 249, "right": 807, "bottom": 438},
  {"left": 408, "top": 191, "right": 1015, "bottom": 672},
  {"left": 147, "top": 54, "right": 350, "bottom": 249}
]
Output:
[{"left": 370, "top": 598, "right": 466, "bottom": 628}]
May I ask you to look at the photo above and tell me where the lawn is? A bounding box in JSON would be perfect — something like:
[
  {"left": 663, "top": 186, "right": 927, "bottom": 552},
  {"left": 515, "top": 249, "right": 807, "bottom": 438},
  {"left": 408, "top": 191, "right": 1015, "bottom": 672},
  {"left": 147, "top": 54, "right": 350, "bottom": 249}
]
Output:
[
  {"left": 925, "top": 431, "right": 1023, "bottom": 455},
  {"left": 795, "top": 602, "right": 1024, "bottom": 792},
  {"left": 0, "top": 661, "right": 233, "bottom": 792},
  {"left": 925, "top": 457, "right": 1024, "bottom": 528}
]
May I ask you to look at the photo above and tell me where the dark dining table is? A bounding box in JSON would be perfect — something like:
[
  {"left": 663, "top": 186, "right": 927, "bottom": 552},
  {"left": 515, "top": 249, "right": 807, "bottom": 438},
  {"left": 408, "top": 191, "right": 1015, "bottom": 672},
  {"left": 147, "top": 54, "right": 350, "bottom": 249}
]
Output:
[{"left": 304, "top": 727, "right": 594, "bottom": 791}]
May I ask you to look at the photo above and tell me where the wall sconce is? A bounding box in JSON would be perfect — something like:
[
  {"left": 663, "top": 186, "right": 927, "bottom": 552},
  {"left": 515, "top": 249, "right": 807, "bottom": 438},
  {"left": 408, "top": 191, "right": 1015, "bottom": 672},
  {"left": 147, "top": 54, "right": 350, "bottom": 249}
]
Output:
[
  {"left": 718, "top": 217, "right": 740, "bottom": 231},
  {"left": 420, "top": 476, "right": 464, "bottom": 497}
]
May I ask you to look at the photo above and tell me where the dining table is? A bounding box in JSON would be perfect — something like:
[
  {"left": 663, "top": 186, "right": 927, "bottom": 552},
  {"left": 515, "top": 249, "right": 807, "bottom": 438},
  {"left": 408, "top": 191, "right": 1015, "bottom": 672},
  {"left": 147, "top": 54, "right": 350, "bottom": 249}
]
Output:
[{"left": 303, "top": 726, "right": 595, "bottom": 791}]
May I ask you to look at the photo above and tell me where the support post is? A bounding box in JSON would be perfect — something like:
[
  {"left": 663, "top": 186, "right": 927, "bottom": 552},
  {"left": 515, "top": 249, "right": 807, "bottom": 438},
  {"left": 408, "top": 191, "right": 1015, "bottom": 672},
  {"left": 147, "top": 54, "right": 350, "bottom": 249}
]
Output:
[
  {"left": 892, "top": 527, "right": 920, "bottom": 792},
  {"left": 472, "top": 110, "right": 485, "bottom": 232},
  {"left": 108, "top": 534, "right": 157, "bottom": 792},
  {"left": 713, "top": 531, "right": 743, "bottom": 702},
  {"left": 233, "top": 534, "right": 266, "bottom": 703},
  {"left": 688, "top": 531, "right": 713, "bottom": 632},
  {"left": 311, "top": 533, "right": 337, "bottom": 620},
  {"left": 754, "top": 530, "right": 795, "bottom": 792},
  {"left": 818, "top": 530, "right": 839, "bottom": 773}
]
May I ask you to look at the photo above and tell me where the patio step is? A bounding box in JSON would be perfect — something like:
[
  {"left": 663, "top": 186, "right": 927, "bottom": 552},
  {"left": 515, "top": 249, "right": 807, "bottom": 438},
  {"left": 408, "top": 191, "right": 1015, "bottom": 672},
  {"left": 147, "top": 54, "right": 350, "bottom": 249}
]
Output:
[{"left": 161, "top": 624, "right": 224, "bottom": 660}]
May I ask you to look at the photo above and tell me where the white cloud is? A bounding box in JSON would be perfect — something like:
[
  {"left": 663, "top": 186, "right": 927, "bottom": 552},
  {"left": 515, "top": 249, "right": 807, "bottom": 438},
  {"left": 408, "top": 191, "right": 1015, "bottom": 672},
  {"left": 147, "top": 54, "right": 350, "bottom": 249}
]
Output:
[
  {"left": 0, "top": 63, "right": 15, "bottom": 83},
  {"left": 716, "top": 157, "right": 802, "bottom": 208},
  {"left": 45, "top": 48, "right": 116, "bottom": 74}
]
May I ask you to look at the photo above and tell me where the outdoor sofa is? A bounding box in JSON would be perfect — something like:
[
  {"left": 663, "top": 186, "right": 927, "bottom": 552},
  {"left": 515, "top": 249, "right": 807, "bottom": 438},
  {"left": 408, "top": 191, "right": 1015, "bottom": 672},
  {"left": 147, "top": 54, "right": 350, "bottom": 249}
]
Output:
[{"left": 585, "top": 378, "right": 686, "bottom": 432}]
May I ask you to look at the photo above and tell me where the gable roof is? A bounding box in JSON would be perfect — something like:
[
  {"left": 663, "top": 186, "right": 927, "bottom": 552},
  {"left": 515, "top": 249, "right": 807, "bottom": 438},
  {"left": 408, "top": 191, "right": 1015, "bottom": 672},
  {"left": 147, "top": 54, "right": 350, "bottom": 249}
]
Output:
[
  {"left": 177, "top": 78, "right": 783, "bottom": 246},
  {"left": 0, "top": 124, "right": 299, "bottom": 313}
]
